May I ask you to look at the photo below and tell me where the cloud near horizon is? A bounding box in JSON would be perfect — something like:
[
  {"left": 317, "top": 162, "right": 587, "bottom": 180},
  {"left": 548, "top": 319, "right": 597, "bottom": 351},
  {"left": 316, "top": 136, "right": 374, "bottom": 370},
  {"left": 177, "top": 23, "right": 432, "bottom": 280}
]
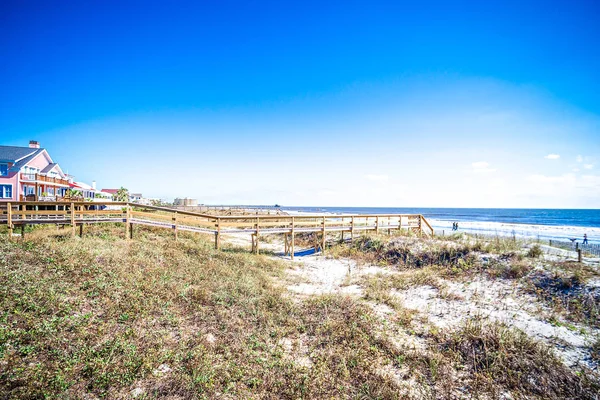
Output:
[
  {"left": 365, "top": 174, "right": 389, "bottom": 182},
  {"left": 471, "top": 161, "right": 497, "bottom": 173},
  {"left": 544, "top": 154, "right": 560, "bottom": 160}
]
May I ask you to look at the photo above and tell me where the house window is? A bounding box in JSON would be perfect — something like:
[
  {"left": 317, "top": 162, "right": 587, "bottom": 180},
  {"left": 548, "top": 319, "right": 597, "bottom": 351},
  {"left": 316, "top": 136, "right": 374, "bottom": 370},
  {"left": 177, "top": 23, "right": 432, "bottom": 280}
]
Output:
[
  {"left": 0, "top": 164, "right": 7, "bottom": 176},
  {"left": 0, "top": 184, "right": 12, "bottom": 198}
]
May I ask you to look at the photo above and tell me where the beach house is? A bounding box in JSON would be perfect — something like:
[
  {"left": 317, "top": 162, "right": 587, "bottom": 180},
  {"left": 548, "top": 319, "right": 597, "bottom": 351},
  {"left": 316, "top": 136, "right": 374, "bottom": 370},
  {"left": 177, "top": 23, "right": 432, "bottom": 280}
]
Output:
[{"left": 0, "top": 141, "right": 72, "bottom": 201}]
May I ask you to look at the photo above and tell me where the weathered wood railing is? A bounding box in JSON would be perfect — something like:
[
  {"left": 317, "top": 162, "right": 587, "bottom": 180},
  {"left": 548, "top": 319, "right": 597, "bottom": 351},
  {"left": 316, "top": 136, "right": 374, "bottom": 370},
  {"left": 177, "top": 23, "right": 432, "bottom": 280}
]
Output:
[{"left": 0, "top": 202, "right": 434, "bottom": 258}]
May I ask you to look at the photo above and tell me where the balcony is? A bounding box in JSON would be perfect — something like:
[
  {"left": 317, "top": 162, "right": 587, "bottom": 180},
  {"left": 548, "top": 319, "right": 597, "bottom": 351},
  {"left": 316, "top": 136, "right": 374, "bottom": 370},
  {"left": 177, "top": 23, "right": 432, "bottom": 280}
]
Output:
[
  {"left": 19, "top": 194, "right": 84, "bottom": 202},
  {"left": 20, "top": 173, "right": 70, "bottom": 186}
]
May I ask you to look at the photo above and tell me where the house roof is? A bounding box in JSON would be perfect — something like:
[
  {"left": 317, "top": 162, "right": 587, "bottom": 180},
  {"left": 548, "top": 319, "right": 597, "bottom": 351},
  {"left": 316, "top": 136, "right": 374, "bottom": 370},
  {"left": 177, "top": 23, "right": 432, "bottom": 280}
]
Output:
[
  {"left": 0, "top": 145, "right": 40, "bottom": 162},
  {"left": 41, "top": 163, "right": 58, "bottom": 174},
  {"left": 101, "top": 189, "right": 119, "bottom": 194},
  {"left": 71, "top": 181, "right": 93, "bottom": 190},
  {"left": 0, "top": 145, "right": 48, "bottom": 171},
  {"left": 130, "top": 193, "right": 143, "bottom": 197}
]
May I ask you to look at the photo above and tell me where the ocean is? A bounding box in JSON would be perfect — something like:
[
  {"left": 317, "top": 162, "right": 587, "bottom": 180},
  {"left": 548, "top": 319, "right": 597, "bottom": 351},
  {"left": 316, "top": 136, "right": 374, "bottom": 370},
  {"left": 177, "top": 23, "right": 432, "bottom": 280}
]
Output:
[{"left": 280, "top": 207, "right": 600, "bottom": 244}]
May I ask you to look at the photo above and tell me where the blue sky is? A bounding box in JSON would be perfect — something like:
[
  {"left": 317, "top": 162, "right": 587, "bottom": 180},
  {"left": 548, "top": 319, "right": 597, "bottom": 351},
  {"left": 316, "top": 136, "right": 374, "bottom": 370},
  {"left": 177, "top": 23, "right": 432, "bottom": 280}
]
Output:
[{"left": 1, "top": 0, "right": 599, "bottom": 207}]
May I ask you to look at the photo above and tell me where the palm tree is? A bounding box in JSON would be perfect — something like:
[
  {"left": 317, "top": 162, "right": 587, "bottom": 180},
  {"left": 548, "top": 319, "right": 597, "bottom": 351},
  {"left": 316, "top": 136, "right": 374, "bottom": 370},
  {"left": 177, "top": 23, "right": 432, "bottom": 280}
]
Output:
[{"left": 115, "top": 187, "right": 129, "bottom": 202}]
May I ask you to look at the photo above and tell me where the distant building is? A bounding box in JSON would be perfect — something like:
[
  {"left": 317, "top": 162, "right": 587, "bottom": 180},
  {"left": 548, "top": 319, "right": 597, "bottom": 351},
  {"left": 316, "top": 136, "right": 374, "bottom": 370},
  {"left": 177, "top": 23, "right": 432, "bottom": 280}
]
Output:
[
  {"left": 174, "top": 197, "right": 198, "bottom": 206},
  {"left": 129, "top": 193, "right": 143, "bottom": 202},
  {"left": 100, "top": 189, "right": 119, "bottom": 199},
  {"left": 100, "top": 189, "right": 150, "bottom": 204},
  {"left": 69, "top": 181, "right": 108, "bottom": 201}
]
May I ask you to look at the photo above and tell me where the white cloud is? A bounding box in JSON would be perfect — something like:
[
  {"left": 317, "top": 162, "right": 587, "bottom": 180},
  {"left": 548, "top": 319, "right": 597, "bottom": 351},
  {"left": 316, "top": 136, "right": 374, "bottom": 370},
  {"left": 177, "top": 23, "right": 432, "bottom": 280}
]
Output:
[
  {"left": 572, "top": 168, "right": 580, "bottom": 172},
  {"left": 471, "top": 161, "right": 496, "bottom": 173},
  {"left": 365, "top": 174, "right": 389, "bottom": 182},
  {"left": 544, "top": 154, "right": 560, "bottom": 160},
  {"left": 525, "top": 173, "right": 600, "bottom": 201},
  {"left": 527, "top": 173, "right": 574, "bottom": 184},
  {"left": 584, "top": 164, "right": 594, "bottom": 170},
  {"left": 576, "top": 155, "right": 583, "bottom": 163}
]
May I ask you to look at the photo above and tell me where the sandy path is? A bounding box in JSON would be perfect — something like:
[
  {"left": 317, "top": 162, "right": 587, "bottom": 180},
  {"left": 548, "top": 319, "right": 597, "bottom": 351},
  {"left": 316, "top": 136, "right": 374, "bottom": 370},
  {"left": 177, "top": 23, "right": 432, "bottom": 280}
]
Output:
[{"left": 219, "top": 233, "right": 599, "bottom": 370}]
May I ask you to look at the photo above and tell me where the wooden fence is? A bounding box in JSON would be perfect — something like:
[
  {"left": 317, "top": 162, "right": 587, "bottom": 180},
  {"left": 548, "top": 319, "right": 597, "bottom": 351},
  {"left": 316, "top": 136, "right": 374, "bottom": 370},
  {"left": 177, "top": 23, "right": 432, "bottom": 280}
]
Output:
[
  {"left": 0, "top": 202, "right": 434, "bottom": 258},
  {"left": 549, "top": 239, "right": 600, "bottom": 257}
]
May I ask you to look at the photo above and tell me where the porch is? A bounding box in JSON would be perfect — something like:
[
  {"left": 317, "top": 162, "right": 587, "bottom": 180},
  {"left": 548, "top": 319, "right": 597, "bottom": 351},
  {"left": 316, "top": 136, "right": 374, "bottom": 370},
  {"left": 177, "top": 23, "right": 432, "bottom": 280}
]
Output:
[{"left": 20, "top": 173, "right": 72, "bottom": 201}]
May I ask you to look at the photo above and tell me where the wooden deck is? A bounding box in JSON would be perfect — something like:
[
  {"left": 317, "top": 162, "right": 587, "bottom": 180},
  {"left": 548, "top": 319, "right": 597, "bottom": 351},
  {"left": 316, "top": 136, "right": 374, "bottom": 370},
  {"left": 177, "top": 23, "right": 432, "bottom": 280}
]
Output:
[{"left": 1, "top": 202, "right": 434, "bottom": 258}]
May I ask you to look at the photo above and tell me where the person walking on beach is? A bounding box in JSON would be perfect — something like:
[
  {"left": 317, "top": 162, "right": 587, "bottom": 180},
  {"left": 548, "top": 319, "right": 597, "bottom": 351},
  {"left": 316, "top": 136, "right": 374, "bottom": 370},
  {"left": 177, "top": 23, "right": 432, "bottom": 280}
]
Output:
[
  {"left": 583, "top": 233, "right": 588, "bottom": 245},
  {"left": 452, "top": 222, "right": 456, "bottom": 231}
]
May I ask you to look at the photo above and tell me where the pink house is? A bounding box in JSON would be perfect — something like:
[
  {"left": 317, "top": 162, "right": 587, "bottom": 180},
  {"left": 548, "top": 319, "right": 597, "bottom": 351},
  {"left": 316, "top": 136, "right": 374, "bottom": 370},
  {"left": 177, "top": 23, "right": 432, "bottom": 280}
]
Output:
[{"left": 0, "top": 141, "right": 71, "bottom": 201}]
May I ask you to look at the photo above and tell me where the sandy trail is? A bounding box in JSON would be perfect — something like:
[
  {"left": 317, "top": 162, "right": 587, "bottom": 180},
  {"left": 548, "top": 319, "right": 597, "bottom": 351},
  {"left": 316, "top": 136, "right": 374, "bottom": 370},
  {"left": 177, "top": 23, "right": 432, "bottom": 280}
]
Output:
[{"left": 219, "top": 233, "right": 599, "bottom": 370}]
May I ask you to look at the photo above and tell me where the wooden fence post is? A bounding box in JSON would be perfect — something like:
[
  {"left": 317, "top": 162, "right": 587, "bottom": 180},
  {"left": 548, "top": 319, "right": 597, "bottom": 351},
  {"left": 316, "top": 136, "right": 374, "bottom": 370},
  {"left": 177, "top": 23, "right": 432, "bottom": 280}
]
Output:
[
  {"left": 125, "top": 205, "right": 131, "bottom": 239},
  {"left": 321, "top": 216, "right": 326, "bottom": 254},
  {"left": 291, "top": 217, "right": 295, "bottom": 260},
  {"left": 215, "top": 218, "right": 221, "bottom": 250},
  {"left": 351, "top": 216, "right": 355, "bottom": 242},
  {"left": 7, "top": 202, "right": 12, "bottom": 241},
  {"left": 70, "top": 202, "right": 75, "bottom": 237},
  {"left": 255, "top": 217, "right": 260, "bottom": 254},
  {"left": 376, "top": 216, "right": 379, "bottom": 235},
  {"left": 173, "top": 211, "right": 178, "bottom": 241}
]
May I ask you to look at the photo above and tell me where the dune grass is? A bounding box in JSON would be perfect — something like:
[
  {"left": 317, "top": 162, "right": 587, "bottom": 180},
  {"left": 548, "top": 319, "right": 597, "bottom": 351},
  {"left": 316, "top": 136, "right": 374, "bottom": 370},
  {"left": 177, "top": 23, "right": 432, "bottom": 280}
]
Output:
[
  {"left": 0, "top": 225, "right": 409, "bottom": 398},
  {"left": 1, "top": 225, "right": 597, "bottom": 398}
]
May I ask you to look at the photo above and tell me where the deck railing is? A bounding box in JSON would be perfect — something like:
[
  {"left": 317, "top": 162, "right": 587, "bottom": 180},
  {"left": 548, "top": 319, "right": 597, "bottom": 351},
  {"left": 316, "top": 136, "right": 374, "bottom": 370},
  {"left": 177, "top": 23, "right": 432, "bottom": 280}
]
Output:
[
  {"left": 20, "top": 173, "right": 70, "bottom": 186},
  {"left": 1, "top": 202, "right": 434, "bottom": 257}
]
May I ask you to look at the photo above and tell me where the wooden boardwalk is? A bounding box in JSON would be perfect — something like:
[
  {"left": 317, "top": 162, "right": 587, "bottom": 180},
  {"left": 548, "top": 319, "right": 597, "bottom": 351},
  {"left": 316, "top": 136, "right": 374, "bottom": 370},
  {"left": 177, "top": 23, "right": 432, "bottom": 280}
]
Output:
[{"left": 1, "top": 202, "right": 434, "bottom": 258}]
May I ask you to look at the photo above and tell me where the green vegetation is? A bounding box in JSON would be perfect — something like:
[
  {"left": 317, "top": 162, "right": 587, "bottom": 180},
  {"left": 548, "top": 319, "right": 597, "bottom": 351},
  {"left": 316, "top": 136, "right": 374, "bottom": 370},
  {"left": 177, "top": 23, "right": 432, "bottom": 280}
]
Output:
[
  {"left": 0, "top": 226, "right": 416, "bottom": 398},
  {"left": 115, "top": 187, "right": 129, "bottom": 202},
  {"left": 1, "top": 226, "right": 597, "bottom": 398},
  {"left": 430, "top": 320, "right": 599, "bottom": 399},
  {"left": 527, "top": 266, "right": 600, "bottom": 328},
  {"left": 527, "top": 244, "right": 544, "bottom": 258},
  {"left": 328, "top": 233, "right": 535, "bottom": 281}
]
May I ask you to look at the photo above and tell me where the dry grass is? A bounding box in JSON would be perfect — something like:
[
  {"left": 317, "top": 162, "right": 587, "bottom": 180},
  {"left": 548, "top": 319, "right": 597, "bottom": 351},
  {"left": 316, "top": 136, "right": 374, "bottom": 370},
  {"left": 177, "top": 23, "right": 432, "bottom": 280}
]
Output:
[
  {"left": 0, "top": 225, "right": 411, "bottom": 398},
  {"left": 1, "top": 225, "right": 298, "bottom": 398},
  {"left": 361, "top": 269, "right": 443, "bottom": 322},
  {"left": 329, "top": 233, "right": 538, "bottom": 283},
  {"left": 1, "top": 225, "right": 597, "bottom": 399},
  {"left": 527, "top": 267, "right": 600, "bottom": 328},
  {"left": 430, "top": 319, "right": 600, "bottom": 399}
]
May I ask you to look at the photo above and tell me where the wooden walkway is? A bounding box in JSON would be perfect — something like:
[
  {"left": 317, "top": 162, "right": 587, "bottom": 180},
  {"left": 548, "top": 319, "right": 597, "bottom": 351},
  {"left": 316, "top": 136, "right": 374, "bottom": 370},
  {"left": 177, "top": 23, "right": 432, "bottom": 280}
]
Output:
[{"left": 1, "top": 202, "right": 434, "bottom": 258}]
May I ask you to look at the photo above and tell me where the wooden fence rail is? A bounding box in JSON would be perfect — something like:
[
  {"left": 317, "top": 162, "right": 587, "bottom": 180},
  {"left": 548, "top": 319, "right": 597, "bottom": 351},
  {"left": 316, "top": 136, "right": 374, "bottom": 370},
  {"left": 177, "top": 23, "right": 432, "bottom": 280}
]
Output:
[{"left": 1, "top": 202, "right": 434, "bottom": 258}]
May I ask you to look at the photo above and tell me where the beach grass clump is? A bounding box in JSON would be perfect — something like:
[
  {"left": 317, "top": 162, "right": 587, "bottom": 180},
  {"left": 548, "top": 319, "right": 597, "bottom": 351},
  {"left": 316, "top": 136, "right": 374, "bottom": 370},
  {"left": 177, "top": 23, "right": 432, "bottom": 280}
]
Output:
[
  {"left": 591, "top": 336, "right": 600, "bottom": 363},
  {"left": 329, "top": 233, "right": 544, "bottom": 283},
  {"left": 333, "top": 234, "right": 481, "bottom": 272},
  {"left": 527, "top": 269, "right": 600, "bottom": 328},
  {"left": 486, "top": 256, "right": 532, "bottom": 279},
  {"left": 527, "top": 244, "right": 544, "bottom": 258},
  {"left": 297, "top": 295, "right": 409, "bottom": 398},
  {"left": 431, "top": 319, "right": 600, "bottom": 399}
]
